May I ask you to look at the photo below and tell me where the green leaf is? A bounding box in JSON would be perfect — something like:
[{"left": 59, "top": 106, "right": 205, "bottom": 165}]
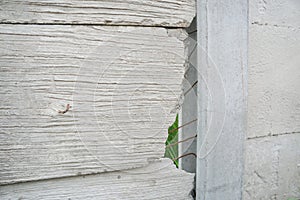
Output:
[{"left": 164, "top": 115, "right": 179, "bottom": 167}]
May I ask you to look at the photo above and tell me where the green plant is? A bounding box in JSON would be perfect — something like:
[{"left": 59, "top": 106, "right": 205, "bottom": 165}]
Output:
[{"left": 164, "top": 115, "right": 179, "bottom": 167}]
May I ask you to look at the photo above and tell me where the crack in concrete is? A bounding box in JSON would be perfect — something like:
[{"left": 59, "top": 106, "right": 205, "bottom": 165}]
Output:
[
  {"left": 247, "top": 131, "right": 300, "bottom": 140},
  {"left": 251, "top": 21, "right": 300, "bottom": 30}
]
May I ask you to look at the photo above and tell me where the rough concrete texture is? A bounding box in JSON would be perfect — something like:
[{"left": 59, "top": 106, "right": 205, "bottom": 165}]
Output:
[
  {"left": 250, "top": 0, "right": 300, "bottom": 28},
  {"left": 248, "top": 24, "right": 300, "bottom": 138},
  {"left": 248, "top": 0, "right": 300, "bottom": 138},
  {"left": 245, "top": 0, "right": 300, "bottom": 199},
  {"left": 0, "top": 0, "right": 195, "bottom": 27},
  {"left": 0, "top": 25, "right": 185, "bottom": 185},
  {"left": 0, "top": 1, "right": 196, "bottom": 198},
  {"left": 243, "top": 133, "right": 300, "bottom": 200},
  {"left": 0, "top": 159, "right": 195, "bottom": 200}
]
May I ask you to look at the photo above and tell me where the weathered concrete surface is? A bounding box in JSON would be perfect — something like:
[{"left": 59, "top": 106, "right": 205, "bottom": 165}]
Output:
[
  {"left": 0, "top": 1, "right": 196, "bottom": 199},
  {"left": 0, "top": 0, "right": 195, "bottom": 27},
  {"left": 250, "top": 0, "right": 300, "bottom": 28},
  {"left": 0, "top": 159, "right": 195, "bottom": 200},
  {"left": 248, "top": 24, "right": 300, "bottom": 138},
  {"left": 243, "top": 133, "right": 300, "bottom": 200},
  {"left": 244, "top": 0, "right": 300, "bottom": 199},
  {"left": 0, "top": 25, "right": 186, "bottom": 185},
  {"left": 196, "top": 0, "right": 248, "bottom": 199}
]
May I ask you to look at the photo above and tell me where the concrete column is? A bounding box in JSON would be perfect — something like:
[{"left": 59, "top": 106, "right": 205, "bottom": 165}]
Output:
[{"left": 196, "top": 0, "right": 248, "bottom": 199}]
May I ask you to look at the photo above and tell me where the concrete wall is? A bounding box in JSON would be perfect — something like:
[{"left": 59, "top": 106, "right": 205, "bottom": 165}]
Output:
[
  {"left": 195, "top": 0, "right": 299, "bottom": 199},
  {"left": 243, "top": 0, "right": 300, "bottom": 199},
  {"left": 196, "top": 0, "right": 248, "bottom": 199},
  {"left": 0, "top": 1, "right": 196, "bottom": 199}
]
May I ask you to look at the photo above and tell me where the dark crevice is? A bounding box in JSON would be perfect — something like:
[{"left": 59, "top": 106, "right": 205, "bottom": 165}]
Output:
[{"left": 0, "top": 21, "right": 186, "bottom": 29}]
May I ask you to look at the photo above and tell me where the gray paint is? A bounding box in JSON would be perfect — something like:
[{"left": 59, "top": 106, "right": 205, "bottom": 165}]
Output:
[{"left": 179, "top": 17, "right": 197, "bottom": 173}]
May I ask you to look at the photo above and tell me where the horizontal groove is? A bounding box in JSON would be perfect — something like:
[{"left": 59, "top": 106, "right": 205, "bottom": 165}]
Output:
[
  {"left": 247, "top": 131, "right": 300, "bottom": 140},
  {"left": 0, "top": 155, "right": 163, "bottom": 186},
  {"left": 0, "top": 163, "right": 152, "bottom": 187},
  {"left": 0, "top": 172, "right": 113, "bottom": 187},
  {"left": 0, "top": 22, "right": 184, "bottom": 29}
]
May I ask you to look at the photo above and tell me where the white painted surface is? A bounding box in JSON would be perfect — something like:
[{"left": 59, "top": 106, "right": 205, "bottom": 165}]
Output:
[
  {"left": 196, "top": 0, "right": 248, "bottom": 199},
  {"left": 0, "top": 0, "right": 195, "bottom": 27},
  {"left": 0, "top": 25, "right": 186, "bottom": 185},
  {"left": 0, "top": 159, "right": 195, "bottom": 200},
  {"left": 244, "top": 0, "right": 300, "bottom": 199}
]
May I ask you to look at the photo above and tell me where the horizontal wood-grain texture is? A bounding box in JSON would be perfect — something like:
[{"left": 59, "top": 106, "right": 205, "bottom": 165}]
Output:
[
  {"left": 0, "top": 0, "right": 195, "bottom": 27},
  {"left": 0, "top": 25, "right": 185, "bottom": 185},
  {"left": 0, "top": 159, "right": 194, "bottom": 200}
]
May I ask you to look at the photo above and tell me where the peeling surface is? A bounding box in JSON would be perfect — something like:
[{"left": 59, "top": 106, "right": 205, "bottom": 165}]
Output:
[{"left": 0, "top": 0, "right": 196, "bottom": 27}]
